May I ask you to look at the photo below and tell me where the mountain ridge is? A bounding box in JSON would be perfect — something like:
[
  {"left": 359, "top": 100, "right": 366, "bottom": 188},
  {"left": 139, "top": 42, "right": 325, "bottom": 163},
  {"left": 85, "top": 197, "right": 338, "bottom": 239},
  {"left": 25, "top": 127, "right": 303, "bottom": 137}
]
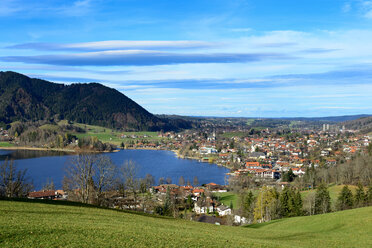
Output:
[{"left": 0, "top": 71, "right": 190, "bottom": 131}]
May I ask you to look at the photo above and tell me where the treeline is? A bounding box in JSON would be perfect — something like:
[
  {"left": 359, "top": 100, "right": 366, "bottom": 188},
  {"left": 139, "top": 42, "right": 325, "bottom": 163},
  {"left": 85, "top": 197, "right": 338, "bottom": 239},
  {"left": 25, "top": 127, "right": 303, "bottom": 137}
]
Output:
[
  {"left": 293, "top": 151, "right": 372, "bottom": 189},
  {"left": 8, "top": 121, "right": 114, "bottom": 151},
  {"left": 238, "top": 183, "right": 372, "bottom": 224}
]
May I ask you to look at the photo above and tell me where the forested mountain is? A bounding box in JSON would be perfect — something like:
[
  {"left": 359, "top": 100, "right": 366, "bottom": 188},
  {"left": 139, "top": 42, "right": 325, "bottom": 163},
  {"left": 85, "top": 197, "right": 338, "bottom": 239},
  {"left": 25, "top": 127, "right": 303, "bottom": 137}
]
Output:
[{"left": 0, "top": 71, "right": 191, "bottom": 131}]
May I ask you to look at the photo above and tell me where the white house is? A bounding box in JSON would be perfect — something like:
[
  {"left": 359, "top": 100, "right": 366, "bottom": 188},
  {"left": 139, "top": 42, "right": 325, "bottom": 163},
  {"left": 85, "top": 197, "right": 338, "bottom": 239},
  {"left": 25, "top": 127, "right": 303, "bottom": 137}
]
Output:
[{"left": 217, "top": 205, "right": 231, "bottom": 216}]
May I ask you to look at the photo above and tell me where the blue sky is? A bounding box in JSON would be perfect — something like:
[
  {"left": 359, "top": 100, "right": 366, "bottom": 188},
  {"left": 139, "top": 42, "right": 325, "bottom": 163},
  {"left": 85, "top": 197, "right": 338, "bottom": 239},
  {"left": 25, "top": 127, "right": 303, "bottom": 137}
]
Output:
[{"left": 0, "top": 0, "right": 372, "bottom": 117}]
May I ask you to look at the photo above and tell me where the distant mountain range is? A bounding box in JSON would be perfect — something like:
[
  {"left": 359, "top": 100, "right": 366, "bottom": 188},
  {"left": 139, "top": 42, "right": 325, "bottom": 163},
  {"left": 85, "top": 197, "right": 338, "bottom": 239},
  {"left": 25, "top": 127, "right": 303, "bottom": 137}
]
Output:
[{"left": 0, "top": 71, "right": 191, "bottom": 131}]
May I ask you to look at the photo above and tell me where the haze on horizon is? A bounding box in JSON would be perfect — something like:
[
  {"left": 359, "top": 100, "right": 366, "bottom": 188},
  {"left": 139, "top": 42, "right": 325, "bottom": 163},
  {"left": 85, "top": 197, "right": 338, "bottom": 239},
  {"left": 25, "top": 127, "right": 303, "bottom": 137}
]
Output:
[{"left": 0, "top": 0, "right": 371, "bottom": 118}]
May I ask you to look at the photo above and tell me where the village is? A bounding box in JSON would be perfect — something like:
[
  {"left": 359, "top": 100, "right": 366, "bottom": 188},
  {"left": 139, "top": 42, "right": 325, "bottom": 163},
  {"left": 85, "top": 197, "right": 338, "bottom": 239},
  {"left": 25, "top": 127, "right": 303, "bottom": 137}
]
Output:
[{"left": 24, "top": 123, "right": 371, "bottom": 225}]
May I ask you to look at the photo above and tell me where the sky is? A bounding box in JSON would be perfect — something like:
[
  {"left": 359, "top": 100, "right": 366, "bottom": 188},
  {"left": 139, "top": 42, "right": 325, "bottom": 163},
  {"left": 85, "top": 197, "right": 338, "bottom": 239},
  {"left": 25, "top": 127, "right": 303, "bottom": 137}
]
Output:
[{"left": 0, "top": 0, "right": 372, "bottom": 117}]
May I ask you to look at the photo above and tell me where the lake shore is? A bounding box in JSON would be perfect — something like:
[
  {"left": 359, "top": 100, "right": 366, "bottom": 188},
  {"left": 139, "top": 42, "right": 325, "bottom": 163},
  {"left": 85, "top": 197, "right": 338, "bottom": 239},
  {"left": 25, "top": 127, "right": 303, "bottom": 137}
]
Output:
[{"left": 0, "top": 146, "right": 119, "bottom": 153}]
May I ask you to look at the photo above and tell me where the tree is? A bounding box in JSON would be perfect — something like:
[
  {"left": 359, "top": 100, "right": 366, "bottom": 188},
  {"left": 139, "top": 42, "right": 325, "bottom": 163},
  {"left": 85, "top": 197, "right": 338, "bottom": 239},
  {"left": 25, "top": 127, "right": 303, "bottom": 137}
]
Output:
[
  {"left": 336, "top": 185, "right": 354, "bottom": 211},
  {"left": 282, "top": 169, "right": 296, "bottom": 182},
  {"left": 314, "top": 184, "right": 331, "bottom": 214},
  {"left": 254, "top": 186, "right": 280, "bottom": 223},
  {"left": 241, "top": 190, "right": 255, "bottom": 221},
  {"left": 120, "top": 160, "right": 140, "bottom": 209},
  {"left": 166, "top": 177, "right": 172, "bottom": 184},
  {"left": 367, "top": 182, "right": 372, "bottom": 206},
  {"left": 279, "top": 187, "right": 302, "bottom": 218},
  {"left": 163, "top": 187, "right": 172, "bottom": 216},
  {"left": 94, "top": 155, "right": 117, "bottom": 205},
  {"left": 0, "top": 159, "right": 33, "bottom": 197},
  {"left": 354, "top": 183, "right": 366, "bottom": 208},
  {"left": 303, "top": 192, "right": 316, "bottom": 216},
  {"left": 294, "top": 191, "right": 303, "bottom": 216},
  {"left": 230, "top": 200, "right": 234, "bottom": 210},
  {"left": 178, "top": 176, "right": 185, "bottom": 186},
  {"left": 158, "top": 177, "right": 165, "bottom": 185},
  {"left": 64, "top": 154, "right": 117, "bottom": 205},
  {"left": 193, "top": 176, "right": 199, "bottom": 186},
  {"left": 42, "top": 178, "right": 55, "bottom": 191}
]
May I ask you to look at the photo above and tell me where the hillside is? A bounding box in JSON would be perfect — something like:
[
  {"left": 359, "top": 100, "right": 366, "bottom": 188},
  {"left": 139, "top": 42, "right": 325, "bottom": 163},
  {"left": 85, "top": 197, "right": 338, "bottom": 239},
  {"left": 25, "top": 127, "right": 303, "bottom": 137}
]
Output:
[
  {"left": 342, "top": 116, "right": 372, "bottom": 134},
  {"left": 0, "top": 71, "right": 190, "bottom": 131},
  {"left": 0, "top": 199, "right": 371, "bottom": 247}
]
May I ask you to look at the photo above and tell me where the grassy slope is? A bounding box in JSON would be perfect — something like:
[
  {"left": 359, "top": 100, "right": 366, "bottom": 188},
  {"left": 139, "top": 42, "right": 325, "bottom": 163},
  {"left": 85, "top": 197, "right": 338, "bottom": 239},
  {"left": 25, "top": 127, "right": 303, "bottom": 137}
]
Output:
[
  {"left": 214, "top": 192, "right": 240, "bottom": 209},
  {"left": 0, "top": 199, "right": 371, "bottom": 248},
  {"left": 301, "top": 184, "right": 360, "bottom": 206}
]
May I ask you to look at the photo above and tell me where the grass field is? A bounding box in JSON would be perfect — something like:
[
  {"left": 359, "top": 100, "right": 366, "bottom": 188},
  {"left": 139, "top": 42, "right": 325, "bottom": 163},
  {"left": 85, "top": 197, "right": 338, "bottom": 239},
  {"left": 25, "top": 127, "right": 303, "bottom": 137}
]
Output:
[
  {"left": 214, "top": 192, "right": 240, "bottom": 209},
  {"left": 1, "top": 199, "right": 370, "bottom": 247},
  {"left": 220, "top": 131, "right": 248, "bottom": 138},
  {"left": 53, "top": 121, "right": 163, "bottom": 146},
  {"left": 0, "top": 142, "right": 14, "bottom": 147},
  {"left": 72, "top": 123, "right": 161, "bottom": 146}
]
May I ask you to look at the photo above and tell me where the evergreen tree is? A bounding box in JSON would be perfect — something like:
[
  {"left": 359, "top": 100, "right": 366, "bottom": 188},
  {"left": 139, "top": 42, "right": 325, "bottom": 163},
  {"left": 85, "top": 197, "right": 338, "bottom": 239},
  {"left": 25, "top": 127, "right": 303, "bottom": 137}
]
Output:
[
  {"left": 282, "top": 169, "right": 296, "bottom": 182},
  {"left": 230, "top": 200, "right": 234, "bottom": 210},
  {"left": 354, "top": 183, "right": 366, "bottom": 208},
  {"left": 279, "top": 187, "right": 292, "bottom": 217},
  {"left": 293, "top": 191, "right": 303, "bottom": 216},
  {"left": 242, "top": 190, "right": 255, "bottom": 219},
  {"left": 279, "top": 187, "right": 303, "bottom": 217},
  {"left": 336, "top": 185, "right": 354, "bottom": 211},
  {"left": 314, "top": 184, "right": 331, "bottom": 214},
  {"left": 367, "top": 183, "right": 372, "bottom": 206},
  {"left": 163, "top": 187, "right": 172, "bottom": 216}
]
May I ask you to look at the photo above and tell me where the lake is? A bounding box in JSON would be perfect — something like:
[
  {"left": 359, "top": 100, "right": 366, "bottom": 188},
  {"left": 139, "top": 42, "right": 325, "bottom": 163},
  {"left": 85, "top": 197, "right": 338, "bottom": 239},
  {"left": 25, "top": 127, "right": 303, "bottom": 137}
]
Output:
[{"left": 0, "top": 149, "right": 230, "bottom": 190}]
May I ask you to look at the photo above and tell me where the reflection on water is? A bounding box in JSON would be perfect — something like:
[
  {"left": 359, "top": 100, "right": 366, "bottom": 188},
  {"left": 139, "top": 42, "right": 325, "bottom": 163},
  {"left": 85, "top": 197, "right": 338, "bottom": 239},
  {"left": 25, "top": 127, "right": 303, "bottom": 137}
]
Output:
[{"left": 0, "top": 149, "right": 74, "bottom": 161}]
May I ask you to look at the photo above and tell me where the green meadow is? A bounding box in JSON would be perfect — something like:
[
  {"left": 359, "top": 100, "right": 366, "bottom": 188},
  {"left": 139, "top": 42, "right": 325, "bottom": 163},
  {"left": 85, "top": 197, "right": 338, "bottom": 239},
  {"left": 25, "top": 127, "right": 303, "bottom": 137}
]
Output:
[{"left": 0, "top": 199, "right": 371, "bottom": 247}]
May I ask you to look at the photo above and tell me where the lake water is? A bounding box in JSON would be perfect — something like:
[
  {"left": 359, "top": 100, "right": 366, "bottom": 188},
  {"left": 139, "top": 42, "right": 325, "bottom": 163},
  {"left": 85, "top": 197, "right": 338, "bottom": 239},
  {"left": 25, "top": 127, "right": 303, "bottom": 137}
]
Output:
[{"left": 0, "top": 149, "right": 230, "bottom": 190}]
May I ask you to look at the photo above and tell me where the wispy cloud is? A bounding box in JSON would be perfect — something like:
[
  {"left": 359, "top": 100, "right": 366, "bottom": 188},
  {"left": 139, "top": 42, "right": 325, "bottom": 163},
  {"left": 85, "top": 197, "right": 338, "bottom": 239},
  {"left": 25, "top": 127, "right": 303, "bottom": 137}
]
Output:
[
  {"left": 0, "top": 0, "right": 22, "bottom": 16},
  {"left": 7, "top": 40, "right": 218, "bottom": 51},
  {"left": 0, "top": 0, "right": 96, "bottom": 18},
  {"left": 1, "top": 50, "right": 293, "bottom": 66}
]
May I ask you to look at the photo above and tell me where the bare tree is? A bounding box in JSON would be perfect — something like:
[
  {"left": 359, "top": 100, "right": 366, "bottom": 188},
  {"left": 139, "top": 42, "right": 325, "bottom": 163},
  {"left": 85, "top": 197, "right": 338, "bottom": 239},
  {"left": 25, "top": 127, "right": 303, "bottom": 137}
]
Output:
[
  {"left": 158, "top": 177, "right": 165, "bottom": 185},
  {"left": 193, "top": 176, "right": 199, "bottom": 186},
  {"left": 303, "top": 192, "right": 316, "bottom": 216},
  {"left": 179, "top": 176, "right": 185, "bottom": 186},
  {"left": 0, "top": 159, "right": 33, "bottom": 198},
  {"left": 64, "top": 154, "right": 96, "bottom": 204},
  {"left": 120, "top": 160, "right": 140, "bottom": 209},
  {"left": 42, "top": 178, "right": 55, "bottom": 191},
  {"left": 94, "top": 155, "right": 117, "bottom": 205},
  {"left": 64, "top": 154, "right": 117, "bottom": 205}
]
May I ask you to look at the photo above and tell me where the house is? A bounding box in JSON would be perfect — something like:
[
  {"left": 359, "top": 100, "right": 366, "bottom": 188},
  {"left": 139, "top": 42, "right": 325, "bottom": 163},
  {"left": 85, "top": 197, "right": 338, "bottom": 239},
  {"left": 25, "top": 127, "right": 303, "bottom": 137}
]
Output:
[
  {"left": 199, "top": 146, "right": 218, "bottom": 155},
  {"left": 192, "top": 188, "right": 205, "bottom": 197},
  {"left": 206, "top": 183, "right": 227, "bottom": 192},
  {"left": 194, "top": 204, "right": 214, "bottom": 214},
  {"left": 217, "top": 205, "right": 231, "bottom": 216},
  {"left": 234, "top": 215, "right": 248, "bottom": 225},
  {"left": 28, "top": 190, "right": 64, "bottom": 200},
  {"left": 245, "top": 161, "right": 261, "bottom": 169},
  {"left": 291, "top": 167, "right": 306, "bottom": 177},
  {"left": 248, "top": 152, "right": 266, "bottom": 160}
]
